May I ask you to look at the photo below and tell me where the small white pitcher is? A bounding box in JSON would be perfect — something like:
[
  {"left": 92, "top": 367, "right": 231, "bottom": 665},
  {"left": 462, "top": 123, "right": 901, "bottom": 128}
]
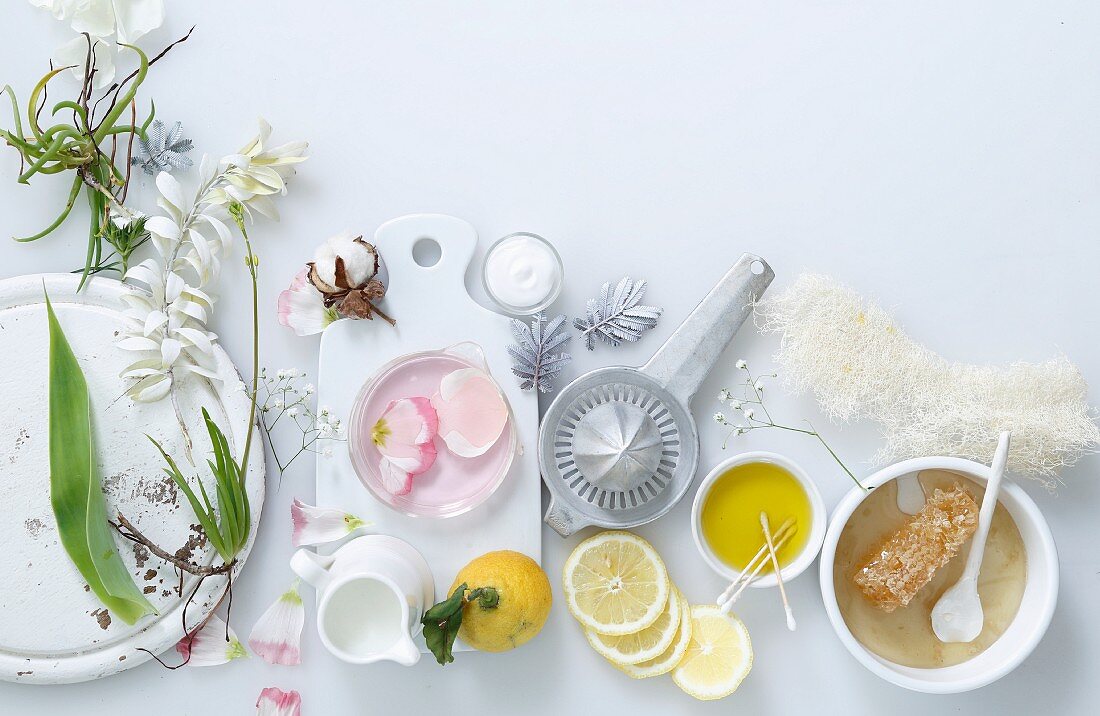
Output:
[{"left": 291, "top": 535, "right": 435, "bottom": 666}]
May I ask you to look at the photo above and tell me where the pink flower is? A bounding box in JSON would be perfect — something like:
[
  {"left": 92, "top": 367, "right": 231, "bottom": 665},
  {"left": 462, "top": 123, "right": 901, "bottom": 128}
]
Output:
[
  {"left": 256, "top": 687, "right": 301, "bottom": 716},
  {"left": 175, "top": 614, "right": 248, "bottom": 667},
  {"left": 431, "top": 368, "right": 509, "bottom": 458},
  {"left": 248, "top": 580, "right": 305, "bottom": 665},
  {"left": 371, "top": 397, "right": 438, "bottom": 495},
  {"left": 290, "top": 498, "right": 367, "bottom": 547},
  {"left": 278, "top": 269, "right": 338, "bottom": 336}
]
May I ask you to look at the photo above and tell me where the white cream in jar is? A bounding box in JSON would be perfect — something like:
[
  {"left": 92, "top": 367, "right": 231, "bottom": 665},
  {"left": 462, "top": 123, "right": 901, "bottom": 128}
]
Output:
[{"left": 483, "top": 233, "right": 563, "bottom": 314}]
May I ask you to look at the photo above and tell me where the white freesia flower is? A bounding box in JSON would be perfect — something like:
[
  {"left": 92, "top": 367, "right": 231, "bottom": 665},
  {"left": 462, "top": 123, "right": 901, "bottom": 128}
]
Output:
[
  {"left": 207, "top": 119, "right": 308, "bottom": 220},
  {"left": 248, "top": 580, "right": 304, "bottom": 666},
  {"left": 29, "top": 0, "right": 165, "bottom": 86}
]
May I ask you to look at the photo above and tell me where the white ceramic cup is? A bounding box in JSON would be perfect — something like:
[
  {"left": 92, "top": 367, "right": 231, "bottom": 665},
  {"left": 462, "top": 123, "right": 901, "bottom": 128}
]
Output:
[
  {"left": 818, "top": 456, "right": 1059, "bottom": 694},
  {"left": 290, "top": 535, "right": 435, "bottom": 666},
  {"left": 691, "top": 451, "right": 827, "bottom": 588}
]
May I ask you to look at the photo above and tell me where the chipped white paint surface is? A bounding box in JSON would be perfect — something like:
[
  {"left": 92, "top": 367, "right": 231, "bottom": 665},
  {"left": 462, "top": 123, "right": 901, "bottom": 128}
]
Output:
[
  {"left": 316, "top": 214, "right": 541, "bottom": 654},
  {"left": 0, "top": 274, "right": 264, "bottom": 684}
]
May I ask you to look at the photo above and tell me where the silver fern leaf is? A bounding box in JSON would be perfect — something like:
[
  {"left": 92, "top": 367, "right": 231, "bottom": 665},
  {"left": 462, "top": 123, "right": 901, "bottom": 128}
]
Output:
[
  {"left": 507, "top": 312, "right": 572, "bottom": 393},
  {"left": 573, "top": 277, "right": 662, "bottom": 350},
  {"left": 132, "top": 120, "right": 194, "bottom": 175}
]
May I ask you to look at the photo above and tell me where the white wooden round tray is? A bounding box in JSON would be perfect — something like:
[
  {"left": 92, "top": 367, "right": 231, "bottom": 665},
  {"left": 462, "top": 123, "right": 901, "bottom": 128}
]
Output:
[{"left": 0, "top": 274, "right": 264, "bottom": 684}]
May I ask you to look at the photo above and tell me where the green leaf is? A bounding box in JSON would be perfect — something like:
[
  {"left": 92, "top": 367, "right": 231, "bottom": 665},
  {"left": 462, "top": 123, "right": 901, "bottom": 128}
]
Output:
[
  {"left": 47, "top": 292, "right": 156, "bottom": 625},
  {"left": 421, "top": 583, "right": 468, "bottom": 665}
]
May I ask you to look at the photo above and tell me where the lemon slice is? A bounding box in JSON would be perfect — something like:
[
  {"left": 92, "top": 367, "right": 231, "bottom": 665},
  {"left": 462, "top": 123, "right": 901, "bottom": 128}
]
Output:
[
  {"left": 672, "top": 605, "right": 753, "bottom": 701},
  {"left": 562, "top": 531, "right": 669, "bottom": 636},
  {"left": 616, "top": 589, "right": 693, "bottom": 678},
  {"left": 586, "top": 585, "right": 683, "bottom": 665}
]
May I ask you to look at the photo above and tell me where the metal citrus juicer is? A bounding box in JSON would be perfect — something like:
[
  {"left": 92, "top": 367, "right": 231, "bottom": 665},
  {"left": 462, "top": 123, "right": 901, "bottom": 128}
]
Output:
[{"left": 538, "top": 253, "right": 774, "bottom": 537}]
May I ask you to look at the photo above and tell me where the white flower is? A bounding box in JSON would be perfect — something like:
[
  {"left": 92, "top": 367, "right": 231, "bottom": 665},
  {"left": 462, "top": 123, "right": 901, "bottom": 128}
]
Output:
[
  {"left": 318, "top": 423, "right": 333, "bottom": 438},
  {"left": 286, "top": 407, "right": 298, "bottom": 417},
  {"left": 248, "top": 580, "right": 304, "bottom": 665},
  {"left": 754, "top": 380, "right": 765, "bottom": 392},
  {"left": 30, "top": 0, "right": 165, "bottom": 86},
  {"left": 175, "top": 614, "right": 248, "bottom": 667},
  {"left": 303, "top": 383, "right": 315, "bottom": 395},
  {"left": 209, "top": 119, "right": 308, "bottom": 220},
  {"left": 713, "top": 412, "right": 725, "bottom": 423},
  {"left": 736, "top": 359, "right": 748, "bottom": 370},
  {"left": 743, "top": 408, "right": 755, "bottom": 420},
  {"left": 52, "top": 35, "right": 115, "bottom": 89},
  {"left": 277, "top": 268, "right": 339, "bottom": 337},
  {"left": 717, "top": 389, "right": 731, "bottom": 402},
  {"left": 730, "top": 400, "right": 742, "bottom": 409},
  {"left": 256, "top": 687, "right": 301, "bottom": 716}
]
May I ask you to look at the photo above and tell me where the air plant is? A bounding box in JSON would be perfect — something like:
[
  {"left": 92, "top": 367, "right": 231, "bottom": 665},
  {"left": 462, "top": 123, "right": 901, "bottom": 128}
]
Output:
[{"left": 0, "top": 30, "right": 191, "bottom": 283}]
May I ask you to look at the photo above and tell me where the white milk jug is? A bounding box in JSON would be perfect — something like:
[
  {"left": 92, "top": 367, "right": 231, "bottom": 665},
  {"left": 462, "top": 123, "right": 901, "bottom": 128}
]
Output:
[{"left": 291, "top": 535, "right": 435, "bottom": 666}]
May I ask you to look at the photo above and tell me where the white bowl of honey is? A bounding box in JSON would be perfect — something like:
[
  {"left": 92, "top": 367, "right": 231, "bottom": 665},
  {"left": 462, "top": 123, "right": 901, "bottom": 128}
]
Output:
[
  {"left": 691, "top": 452, "right": 826, "bottom": 588},
  {"left": 818, "top": 456, "right": 1058, "bottom": 694}
]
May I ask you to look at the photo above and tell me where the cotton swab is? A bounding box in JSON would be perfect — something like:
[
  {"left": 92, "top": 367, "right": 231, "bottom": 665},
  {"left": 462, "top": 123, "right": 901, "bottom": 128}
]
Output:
[
  {"left": 761, "top": 511, "right": 797, "bottom": 631},
  {"left": 717, "top": 520, "right": 796, "bottom": 612}
]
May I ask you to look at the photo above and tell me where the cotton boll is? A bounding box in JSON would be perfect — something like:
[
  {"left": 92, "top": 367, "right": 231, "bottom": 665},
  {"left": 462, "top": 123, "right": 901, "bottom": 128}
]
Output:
[{"left": 311, "top": 231, "right": 383, "bottom": 290}]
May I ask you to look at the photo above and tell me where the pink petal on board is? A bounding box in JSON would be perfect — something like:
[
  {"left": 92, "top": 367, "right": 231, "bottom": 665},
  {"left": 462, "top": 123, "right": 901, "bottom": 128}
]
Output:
[
  {"left": 379, "top": 457, "right": 415, "bottom": 496},
  {"left": 431, "top": 368, "right": 509, "bottom": 458},
  {"left": 256, "top": 687, "right": 302, "bottom": 716},
  {"left": 248, "top": 581, "right": 305, "bottom": 666},
  {"left": 371, "top": 397, "right": 439, "bottom": 495}
]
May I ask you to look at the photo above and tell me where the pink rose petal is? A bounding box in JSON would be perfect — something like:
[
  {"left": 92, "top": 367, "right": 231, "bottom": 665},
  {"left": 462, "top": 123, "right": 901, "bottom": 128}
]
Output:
[{"left": 431, "top": 368, "right": 509, "bottom": 458}]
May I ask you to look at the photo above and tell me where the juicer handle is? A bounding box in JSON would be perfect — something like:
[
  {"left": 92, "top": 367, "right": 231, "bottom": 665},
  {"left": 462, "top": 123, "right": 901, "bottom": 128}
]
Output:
[
  {"left": 641, "top": 253, "right": 774, "bottom": 402},
  {"left": 544, "top": 497, "right": 583, "bottom": 537}
]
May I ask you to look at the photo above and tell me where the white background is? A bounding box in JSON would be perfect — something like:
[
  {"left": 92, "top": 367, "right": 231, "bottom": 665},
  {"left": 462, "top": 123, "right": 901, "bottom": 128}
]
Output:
[{"left": 1, "top": 1, "right": 1098, "bottom": 713}]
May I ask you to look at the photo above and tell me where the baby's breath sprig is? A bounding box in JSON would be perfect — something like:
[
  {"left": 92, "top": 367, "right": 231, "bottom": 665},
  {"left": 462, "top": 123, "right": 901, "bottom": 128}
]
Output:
[
  {"left": 244, "top": 369, "right": 346, "bottom": 475},
  {"left": 714, "top": 359, "right": 865, "bottom": 490}
]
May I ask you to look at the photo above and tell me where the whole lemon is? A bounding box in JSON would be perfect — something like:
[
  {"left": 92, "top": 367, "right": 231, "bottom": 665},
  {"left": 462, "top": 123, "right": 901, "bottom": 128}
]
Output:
[{"left": 448, "top": 550, "right": 552, "bottom": 653}]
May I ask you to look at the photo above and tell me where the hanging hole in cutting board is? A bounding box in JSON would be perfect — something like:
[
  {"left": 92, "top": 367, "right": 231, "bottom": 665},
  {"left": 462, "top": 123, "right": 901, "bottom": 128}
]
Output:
[
  {"left": 412, "top": 237, "right": 442, "bottom": 267},
  {"left": 750, "top": 260, "right": 765, "bottom": 275}
]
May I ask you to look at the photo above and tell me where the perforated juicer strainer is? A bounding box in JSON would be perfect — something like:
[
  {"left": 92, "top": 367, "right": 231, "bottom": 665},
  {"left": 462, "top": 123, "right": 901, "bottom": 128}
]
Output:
[{"left": 539, "top": 253, "right": 774, "bottom": 537}]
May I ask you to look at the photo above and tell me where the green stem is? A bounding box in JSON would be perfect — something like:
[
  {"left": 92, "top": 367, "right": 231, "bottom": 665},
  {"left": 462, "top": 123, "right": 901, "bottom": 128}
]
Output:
[{"left": 14, "top": 175, "right": 82, "bottom": 242}]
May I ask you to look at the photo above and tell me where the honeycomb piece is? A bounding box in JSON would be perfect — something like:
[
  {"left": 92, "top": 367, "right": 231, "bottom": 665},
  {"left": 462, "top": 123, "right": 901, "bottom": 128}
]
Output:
[{"left": 853, "top": 484, "right": 979, "bottom": 612}]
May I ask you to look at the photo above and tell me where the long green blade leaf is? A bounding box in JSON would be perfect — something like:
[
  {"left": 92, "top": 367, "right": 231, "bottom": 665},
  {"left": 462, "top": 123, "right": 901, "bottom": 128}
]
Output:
[{"left": 47, "top": 293, "right": 155, "bottom": 625}]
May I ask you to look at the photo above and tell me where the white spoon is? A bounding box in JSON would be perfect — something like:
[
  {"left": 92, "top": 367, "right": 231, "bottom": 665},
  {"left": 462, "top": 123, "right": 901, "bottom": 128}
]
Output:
[{"left": 931, "top": 431, "right": 1011, "bottom": 643}]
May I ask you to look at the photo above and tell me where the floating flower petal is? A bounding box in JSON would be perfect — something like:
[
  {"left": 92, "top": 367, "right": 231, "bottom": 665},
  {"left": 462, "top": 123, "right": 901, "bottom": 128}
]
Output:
[
  {"left": 278, "top": 269, "right": 338, "bottom": 336},
  {"left": 248, "top": 580, "right": 305, "bottom": 665},
  {"left": 372, "top": 397, "right": 438, "bottom": 495},
  {"left": 176, "top": 614, "right": 248, "bottom": 667},
  {"left": 256, "top": 687, "right": 301, "bottom": 716},
  {"left": 291, "top": 498, "right": 366, "bottom": 547},
  {"left": 431, "top": 368, "right": 509, "bottom": 458}
]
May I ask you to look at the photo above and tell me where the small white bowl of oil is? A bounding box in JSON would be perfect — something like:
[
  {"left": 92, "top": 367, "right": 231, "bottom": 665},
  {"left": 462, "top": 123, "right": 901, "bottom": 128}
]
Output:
[
  {"left": 691, "top": 451, "right": 827, "bottom": 589},
  {"left": 818, "top": 456, "right": 1058, "bottom": 694}
]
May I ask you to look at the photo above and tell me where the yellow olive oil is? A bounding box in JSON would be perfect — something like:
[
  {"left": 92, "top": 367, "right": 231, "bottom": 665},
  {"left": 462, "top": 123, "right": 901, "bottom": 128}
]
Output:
[{"left": 700, "top": 461, "right": 812, "bottom": 573}]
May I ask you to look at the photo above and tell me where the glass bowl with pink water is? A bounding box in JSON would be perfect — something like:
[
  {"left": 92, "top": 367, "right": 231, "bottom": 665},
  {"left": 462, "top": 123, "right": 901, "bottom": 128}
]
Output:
[{"left": 348, "top": 342, "right": 517, "bottom": 518}]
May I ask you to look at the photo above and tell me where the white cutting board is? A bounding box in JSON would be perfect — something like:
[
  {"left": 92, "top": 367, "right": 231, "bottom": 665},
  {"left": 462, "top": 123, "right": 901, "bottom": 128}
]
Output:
[{"left": 317, "top": 214, "right": 542, "bottom": 654}]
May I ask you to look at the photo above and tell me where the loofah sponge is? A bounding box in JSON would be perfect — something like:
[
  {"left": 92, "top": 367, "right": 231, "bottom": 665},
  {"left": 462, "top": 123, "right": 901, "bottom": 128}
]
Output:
[{"left": 756, "top": 274, "right": 1099, "bottom": 486}]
